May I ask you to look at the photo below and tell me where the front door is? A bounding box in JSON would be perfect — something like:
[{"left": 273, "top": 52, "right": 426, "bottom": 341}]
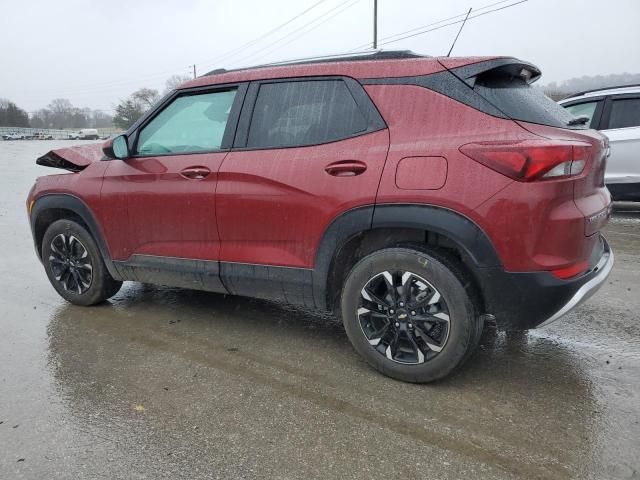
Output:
[{"left": 100, "top": 86, "right": 243, "bottom": 289}]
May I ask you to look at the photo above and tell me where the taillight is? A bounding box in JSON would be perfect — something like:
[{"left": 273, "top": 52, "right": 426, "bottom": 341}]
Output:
[{"left": 459, "top": 140, "right": 592, "bottom": 181}]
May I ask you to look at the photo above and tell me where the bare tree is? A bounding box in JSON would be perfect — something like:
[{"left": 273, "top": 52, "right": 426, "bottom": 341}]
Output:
[{"left": 164, "top": 74, "right": 191, "bottom": 94}]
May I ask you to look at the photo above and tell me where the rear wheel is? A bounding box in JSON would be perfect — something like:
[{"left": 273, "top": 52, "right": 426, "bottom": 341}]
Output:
[
  {"left": 42, "top": 219, "right": 122, "bottom": 305},
  {"left": 340, "top": 247, "right": 481, "bottom": 383}
]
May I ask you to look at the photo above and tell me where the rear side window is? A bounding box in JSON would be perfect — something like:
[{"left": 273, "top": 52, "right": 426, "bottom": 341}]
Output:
[
  {"left": 563, "top": 101, "right": 599, "bottom": 128},
  {"left": 607, "top": 98, "right": 640, "bottom": 129},
  {"left": 247, "top": 80, "right": 367, "bottom": 148},
  {"left": 473, "top": 75, "right": 577, "bottom": 129}
]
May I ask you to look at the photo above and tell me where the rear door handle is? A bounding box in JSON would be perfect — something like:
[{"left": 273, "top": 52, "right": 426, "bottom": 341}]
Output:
[
  {"left": 325, "top": 160, "right": 367, "bottom": 177},
  {"left": 180, "top": 166, "right": 211, "bottom": 180}
]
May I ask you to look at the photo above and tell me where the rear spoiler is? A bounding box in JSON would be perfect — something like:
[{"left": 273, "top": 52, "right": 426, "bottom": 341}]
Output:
[{"left": 439, "top": 57, "right": 542, "bottom": 88}]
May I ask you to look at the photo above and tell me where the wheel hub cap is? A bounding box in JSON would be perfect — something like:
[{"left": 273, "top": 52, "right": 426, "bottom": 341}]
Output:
[
  {"left": 48, "top": 233, "right": 93, "bottom": 294},
  {"left": 357, "top": 270, "right": 450, "bottom": 364}
]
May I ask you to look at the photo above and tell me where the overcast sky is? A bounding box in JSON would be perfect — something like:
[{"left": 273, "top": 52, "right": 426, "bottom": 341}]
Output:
[{"left": 1, "top": 0, "right": 639, "bottom": 114}]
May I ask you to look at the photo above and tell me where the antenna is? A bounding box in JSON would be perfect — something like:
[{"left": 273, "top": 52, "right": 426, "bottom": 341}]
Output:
[{"left": 446, "top": 7, "right": 472, "bottom": 57}]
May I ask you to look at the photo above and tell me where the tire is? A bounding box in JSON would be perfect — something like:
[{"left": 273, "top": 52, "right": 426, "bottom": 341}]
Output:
[
  {"left": 41, "top": 219, "right": 122, "bottom": 306},
  {"left": 340, "top": 247, "right": 482, "bottom": 383}
]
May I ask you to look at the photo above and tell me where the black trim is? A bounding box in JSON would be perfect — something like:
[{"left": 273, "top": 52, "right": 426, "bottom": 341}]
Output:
[
  {"left": 311, "top": 204, "right": 502, "bottom": 310},
  {"left": 221, "top": 262, "right": 314, "bottom": 305},
  {"left": 478, "top": 235, "right": 609, "bottom": 329},
  {"left": 312, "top": 206, "right": 375, "bottom": 308},
  {"left": 232, "top": 76, "right": 386, "bottom": 150},
  {"left": 606, "top": 182, "right": 640, "bottom": 201},
  {"left": 113, "top": 255, "right": 227, "bottom": 293},
  {"left": 30, "top": 194, "right": 121, "bottom": 280},
  {"left": 204, "top": 50, "right": 427, "bottom": 76},
  {"left": 117, "top": 82, "right": 248, "bottom": 159},
  {"left": 372, "top": 205, "right": 501, "bottom": 267},
  {"left": 362, "top": 70, "right": 508, "bottom": 119}
]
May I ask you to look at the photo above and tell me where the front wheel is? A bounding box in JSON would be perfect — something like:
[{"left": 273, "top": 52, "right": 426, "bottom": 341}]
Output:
[
  {"left": 340, "top": 247, "right": 482, "bottom": 383},
  {"left": 42, "top": 219, "right": 122, "bottom": 306}
]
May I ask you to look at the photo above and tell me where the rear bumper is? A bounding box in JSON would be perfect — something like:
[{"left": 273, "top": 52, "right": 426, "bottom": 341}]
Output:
[
  {"left": 537, "top": 241, "right": 613, "bottom": 327},
  {"left": 477, "top": 235, "right": 613, "bottom": 330}
]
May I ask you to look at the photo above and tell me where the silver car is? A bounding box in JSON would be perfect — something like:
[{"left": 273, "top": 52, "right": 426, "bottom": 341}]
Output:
[{"left": 559, "top": 85, "right": 640, "bottom": 201}]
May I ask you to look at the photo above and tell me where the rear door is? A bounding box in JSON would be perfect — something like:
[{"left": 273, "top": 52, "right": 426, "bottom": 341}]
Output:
[{"left": 216, "top": 77, "right": 389, "bottom": 293}]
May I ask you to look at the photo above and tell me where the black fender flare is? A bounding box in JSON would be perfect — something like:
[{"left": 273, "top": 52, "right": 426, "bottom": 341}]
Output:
[
  {"left": 30, "top": 194, "right": 121, "bottom": 279},
  {"left": 312, "top": 203, "right": 501, "bottom": 309}
]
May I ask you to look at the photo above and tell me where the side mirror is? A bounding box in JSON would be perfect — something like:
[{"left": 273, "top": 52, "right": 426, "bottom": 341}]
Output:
[{"left": 102, "top": 135, "right": 129, "bottom": 159}]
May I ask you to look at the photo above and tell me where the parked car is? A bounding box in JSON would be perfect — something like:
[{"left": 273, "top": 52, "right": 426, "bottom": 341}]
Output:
[
  {"left": 559, "top": 85, "right": 640, "bottom": 201},
  {"left": 27, "top": 51, "right": 613, "bottom": 382},
  {"left": 33, "top": 132, "right": 54, "bottom": 140},
  {"left": 2, "top": 132, "right": 25, "bottom": 140}
]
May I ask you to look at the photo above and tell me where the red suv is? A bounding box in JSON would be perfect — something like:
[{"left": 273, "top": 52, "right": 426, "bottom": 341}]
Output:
[{"left": 28, "top": 51, "right": 614, "bottom": 382}]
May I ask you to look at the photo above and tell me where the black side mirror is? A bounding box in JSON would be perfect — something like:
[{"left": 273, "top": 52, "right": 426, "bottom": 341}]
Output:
[{"left": 102, "top": 135, "right": 129, "bottom": 159}]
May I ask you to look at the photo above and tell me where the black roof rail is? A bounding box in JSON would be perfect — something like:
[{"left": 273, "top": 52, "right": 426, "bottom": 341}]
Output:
[
  {"left": 203, "top": 50, "right": 428, "bottom": 77},
  {"left": 564, "top": 83, "right": 640, "bottom": 99}
]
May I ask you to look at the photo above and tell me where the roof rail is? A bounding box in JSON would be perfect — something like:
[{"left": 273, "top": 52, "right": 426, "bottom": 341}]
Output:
[
  {"left": 204, "top": 50, "right": 428, "bottom": 76},
  {"left": 564, "top": 83, "right": 640, "bottom": 99}
]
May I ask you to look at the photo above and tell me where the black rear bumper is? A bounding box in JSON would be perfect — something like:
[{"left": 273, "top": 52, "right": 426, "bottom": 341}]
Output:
[
  {"left": 477, "top": 235, "right": 613, "bottom": 330},
  {"left": 607, "top": 183, "right": 640, "bottom": 202}
]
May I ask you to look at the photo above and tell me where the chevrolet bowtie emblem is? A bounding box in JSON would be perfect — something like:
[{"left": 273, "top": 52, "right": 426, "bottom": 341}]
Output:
[{"left": 398, "top": 313, "right": 408, "bottom": 319}]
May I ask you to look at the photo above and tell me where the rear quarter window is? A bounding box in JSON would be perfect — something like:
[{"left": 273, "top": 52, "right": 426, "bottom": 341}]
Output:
[{"left": 474, "top": 76, "right": 578, "bottom": 129}]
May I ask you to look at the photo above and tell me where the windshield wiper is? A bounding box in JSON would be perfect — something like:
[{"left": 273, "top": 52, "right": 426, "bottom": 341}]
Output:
[{"left": 567, "top": 115, "right": 590, "bottom": 126}]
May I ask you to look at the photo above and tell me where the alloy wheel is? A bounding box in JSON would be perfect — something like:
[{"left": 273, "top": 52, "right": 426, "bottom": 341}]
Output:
[
  {"left": 357, "top": 270, "right": 450, "bottom": 364},
  {"left": 48, "top": 234, "right": 93, "bottom": 294}
]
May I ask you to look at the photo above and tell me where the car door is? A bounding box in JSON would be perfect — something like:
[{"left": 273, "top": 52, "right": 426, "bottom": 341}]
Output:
[
  {"left": 599, "top": 95, "right": 640, "bottom": 189},
  {"left": 100, "top": 84, "right": 245, "bottom": 289},
  {"left": 216, "top": 77, "right": 389, "bottom": 302}
]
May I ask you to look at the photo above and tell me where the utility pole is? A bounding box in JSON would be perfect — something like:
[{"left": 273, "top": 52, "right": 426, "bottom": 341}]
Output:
[
  {"left": 373, "top": 0, "right": 378, "bottom": 49},
  {"left": 192, "top": 64, "right": 197, "bottom": 79}
]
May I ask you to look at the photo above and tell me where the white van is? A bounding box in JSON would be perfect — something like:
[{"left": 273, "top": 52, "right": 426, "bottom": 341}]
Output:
[{"left": 76, "top": 129, "right": 99, "bottom": 140}]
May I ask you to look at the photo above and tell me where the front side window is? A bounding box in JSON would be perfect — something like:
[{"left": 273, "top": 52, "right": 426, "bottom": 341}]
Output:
[
  {"left": 137, "top": 89, "right": 237, "bottom": 156},
  {"left": 564, "top": 101, "right": 599, "bottom": 128},
  {"left": 247, "top": 80, "right": 367, "bottom": 149},
  {"left": 607, "top": 98, "right": 640, "bottom": 129}
]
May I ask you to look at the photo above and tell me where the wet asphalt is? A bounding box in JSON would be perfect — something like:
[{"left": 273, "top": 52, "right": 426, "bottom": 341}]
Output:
[{"left": 0, "top": 140, "right": 638, "bottom": 480}]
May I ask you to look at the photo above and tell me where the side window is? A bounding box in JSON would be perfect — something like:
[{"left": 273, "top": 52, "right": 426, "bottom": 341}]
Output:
[
  {"left": 247, "top": 80, "right": 367, "bottom": 148},
  {"left": 607, "top": 98, "right": 640, "bottom": 129},
  {"left": 564, "top": 101, "right": 599, "bottom": 128},
  {"left": 137, "top": 89, "right": 237, "bottom": 156}
]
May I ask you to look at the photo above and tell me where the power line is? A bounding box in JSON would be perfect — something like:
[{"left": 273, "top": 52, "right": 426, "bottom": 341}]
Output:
[
  {"left": 234, "top": 0, "right": 362, "bottom": 68},
  {"left": 199, "top": 0, "right": 330, "bottom": 70},
  {"left": 369, "top": 0, "right": 529, "bottom": 50},
  {"left": 21, "top": 2, "right": 330, "bottom": 98},
  {"left": 224, "top": 0, "right": 359, "bottom": 69},
  {"left": 348, "top": 0, "right": 516, "bottom": 52}
]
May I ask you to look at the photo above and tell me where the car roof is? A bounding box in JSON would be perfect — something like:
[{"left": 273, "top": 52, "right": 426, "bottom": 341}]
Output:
[
  {"left": 178, "top": 50, "right": 498, "bottom": 90},
  {"left": 559, "top": 84, "right": 640, "bottom": 103}
]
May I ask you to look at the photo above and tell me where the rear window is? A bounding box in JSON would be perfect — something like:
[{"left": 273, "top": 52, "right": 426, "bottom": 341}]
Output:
[
  {"left": 608, "top": 98, "right": 640, "bottom": 129},
  {"left": 473, "top": 75, "right": 579, "bottom": 129}
]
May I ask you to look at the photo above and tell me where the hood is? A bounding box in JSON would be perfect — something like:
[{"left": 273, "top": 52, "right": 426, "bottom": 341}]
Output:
[{"left": 36, "top": 144, "right": 105, "bottom": 172}]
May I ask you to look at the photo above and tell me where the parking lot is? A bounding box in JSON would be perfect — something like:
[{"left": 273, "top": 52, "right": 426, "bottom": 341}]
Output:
[{"left": 1, "top": 140, "right": 639, "bottom": 479}]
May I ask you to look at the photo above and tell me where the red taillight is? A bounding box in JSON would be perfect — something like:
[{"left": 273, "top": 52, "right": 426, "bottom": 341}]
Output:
[
  {"left": 460, "top": 140, "right": 592, "bottom": 181},
  {"left": 550, "top": 260, "right": 589, "bottom": 279}
]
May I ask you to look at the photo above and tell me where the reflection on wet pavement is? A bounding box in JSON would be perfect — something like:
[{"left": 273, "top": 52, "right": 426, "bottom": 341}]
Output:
[{"left": 1, "top": 142, "right": 639, "bottom": 479}]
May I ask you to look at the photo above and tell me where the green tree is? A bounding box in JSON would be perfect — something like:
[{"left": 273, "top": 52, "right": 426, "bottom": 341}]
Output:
[
  {"left": 0, "top": 98, "right": 30, "bottom": 127},
  {"left": 113, "top": 88, "right": 160, "bottom": 129}
]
